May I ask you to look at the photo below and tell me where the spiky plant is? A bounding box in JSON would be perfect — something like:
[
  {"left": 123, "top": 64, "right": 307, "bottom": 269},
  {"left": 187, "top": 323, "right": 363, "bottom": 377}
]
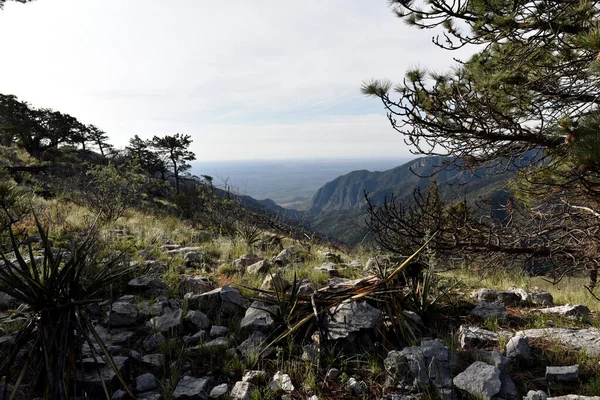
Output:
[{"left": 0, "top": 204, "right": 136, "bottom": 399}]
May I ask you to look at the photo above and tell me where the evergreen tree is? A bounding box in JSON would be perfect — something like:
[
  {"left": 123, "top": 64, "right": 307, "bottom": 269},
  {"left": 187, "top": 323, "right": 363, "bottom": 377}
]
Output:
[
  {"left": 151, "top": 133, "right": 196, "bottom": 194},
  {"left": 363, "top": 0, "right": 600, "bottom": 206}
]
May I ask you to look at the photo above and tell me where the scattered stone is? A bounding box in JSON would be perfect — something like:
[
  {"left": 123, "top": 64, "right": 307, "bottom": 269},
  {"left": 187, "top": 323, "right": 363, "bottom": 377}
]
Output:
[
  {"left": 184, "top": 310, "right": 210, "bottom": 330},
  {"left": 506, "top": 335, "right": 530, "bottom": 359},
  {"left": 210, "top": 325, "right": 229, "bottom": 338},
  {"left": 297, "top": 279, "right": 316, "bottom": 296},
  {"left": 346, "top": 377, "right": 363, "bottom": 396},
  {"left": 546, "top": 365, "right": 580, "bottom": 382},
  {"left": 141, "top": 354, "right": 165, "bottom": 368},
  {"left": 246, "top": 259, "right": 270, "bottom": 275},
  {"left": 458, "top": 325, "right": 512, "bottom": 349},
  {"left": 530, "top": 292, "right": 554, "bottom": 307},
  {"left": 526, "top": 390, "right": 548, "bottom": 400},
  {"left": 140, "top": 297, "right": 173, "bottom": 317},
  {"left": 208, "top": 383, "right": 228, "bottom": 399},
  {"left": 136, "top": 373, "right": 157, "bottom": 392},
  {"left": 148, "top": 308, "right": 182, "bottom": 332},
  {"left": 184, "top": 251, "right": 204, "bottom": 266},
  {"left": 260, "top": 273, "right": 290, "bottom": 292},
  {"left": 178, "top": 275, "right": 214, "bottom": 296},
  {"left": 183, "top": 330, "right": 207, "bottom": 345},
  {"left": 472, "top": 288, "right": 499, "bottom": 303},
  {"left": 242, "top": 370, "right": 267, "bottom": 384},
  {"left": 471, "top": 348, "right": 510, "bottom": 372},
  {"left": 165, "top": 246, "right": 202, "bottom": 255},
  {"left": 326, "top": 301, "right": 381, "bottom": 340},
  {"left": 497, "top": 291, "right": 522, "bottom": 306},
  {"left": 384, "top": 339, "right": 453, "bottom": 393},
  {"left": 76, "top": 356, "right": 130, "bottom": 397},
  {"left": 143, "top": 333, "right": 165, "bottom": 352},
  {"left": 517, "top": 328, "right": 600, "bottom": 356},
  {"left": 546, "top": 396, "right": 599, "bottom": 400},
  {"left": 326, "top": 368, "right": 341, "bottom": 380},
  {"left": 172, "top": 376, "right": 213, "bottom": 400},
  {"left": 187, "top": 285, "right": 249, "bottom": 319},
  {"left": 538, "top": 304, "right": 590, "bottom": 318},
  {"left": 240, "top": 301, "right": 278, "bottom": 336},
  {"left": 453, "top": 361, "right": 502, "bottom": 400},
  {"left": 196, "top": 337, "right": 229, "bottom": 352},
  {"left": 127, "top": 276, "right": 170, "bottom": 297},
  {"left": 234, "top": 254, "right": 263, "bottom": 270},
  {"left": 315, "top": 262, "right": 339, "bottom": 277},
  {"left": 238, "top": 331, "right": 274, "bottom": 358},
  {"left": 230, "top": 381, "right": 254, "bottom": 400},
  {"left": 499, "top": 374, "right": 520, "bottom": 400},
  {"left": 470, "top": 302, "right": 508, "bottom": 322},
  {"left": 107, "top": 302, "right": 139, "bottom": 327},
  {"left": 269, "top": 371, "right": 294, "bottom": 392},
  {"left": 302, "top": 342, "right": 319, "bottom": 362},
  {"left": 272, "top": 248, "right": 294, "bottom": 266}
]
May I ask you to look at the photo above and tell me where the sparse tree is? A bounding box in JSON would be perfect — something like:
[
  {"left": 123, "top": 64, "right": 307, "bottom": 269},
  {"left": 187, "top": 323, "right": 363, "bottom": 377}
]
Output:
[
  {"left": 86, "top": 124, "right": 113, "bottom": 157},
  {"left": 152, "top": 133, "right": 196, "bottom": 194}
]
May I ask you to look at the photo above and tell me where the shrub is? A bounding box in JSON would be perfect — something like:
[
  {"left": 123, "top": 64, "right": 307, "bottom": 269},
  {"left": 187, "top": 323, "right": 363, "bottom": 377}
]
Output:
[{"left": 0, "top": 207, "right": 136, "bottom": 399}]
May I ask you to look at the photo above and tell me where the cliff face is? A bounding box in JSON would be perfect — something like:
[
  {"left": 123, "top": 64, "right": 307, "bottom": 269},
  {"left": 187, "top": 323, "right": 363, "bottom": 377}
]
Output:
[{"left": 307, "top": 156, "right": 468, "bottom": 215}]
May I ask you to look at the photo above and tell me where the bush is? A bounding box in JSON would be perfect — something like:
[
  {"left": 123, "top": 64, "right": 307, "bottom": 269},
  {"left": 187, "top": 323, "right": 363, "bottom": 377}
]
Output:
[{"left": 0, "top": 205, "right": 136, "bottom": 399}]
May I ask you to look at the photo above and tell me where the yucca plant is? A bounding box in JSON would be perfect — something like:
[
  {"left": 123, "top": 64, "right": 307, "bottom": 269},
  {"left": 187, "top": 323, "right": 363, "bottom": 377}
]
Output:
[
  {"left": 236, "top": 223, "right": 262, "bottom": 247},
  {"left": 0, "top": 207, "right": 136, "bottom": 399}
]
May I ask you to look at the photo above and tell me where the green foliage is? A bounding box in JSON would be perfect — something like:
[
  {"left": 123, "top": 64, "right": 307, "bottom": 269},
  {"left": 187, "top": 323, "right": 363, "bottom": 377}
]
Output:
[
  {"left": 236, "top": 223, "right": 262, "bottom": 247},
  {"left": 152, "top": 133, "right": 196, "bottom": 194},
  {"left": 0, "top": 206, "right": 135, "bottom": 399},
  {"left": 76, "top": 163, "right": 143, "bottom": 222}
]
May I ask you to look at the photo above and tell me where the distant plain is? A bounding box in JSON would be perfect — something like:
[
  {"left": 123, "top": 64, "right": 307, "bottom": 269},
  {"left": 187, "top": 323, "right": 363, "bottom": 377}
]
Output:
[{"left": 192, "top": 157, "right": 410, "bottom": 208}]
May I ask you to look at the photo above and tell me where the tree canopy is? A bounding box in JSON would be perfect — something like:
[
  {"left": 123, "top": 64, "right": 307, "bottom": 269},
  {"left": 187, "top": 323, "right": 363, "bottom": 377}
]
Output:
[
  {"left": 152, "top": 133, "right": 196, "bottom": 194},
  {"left": 363, "top": 0, "right": 600, "bottom": 204}
]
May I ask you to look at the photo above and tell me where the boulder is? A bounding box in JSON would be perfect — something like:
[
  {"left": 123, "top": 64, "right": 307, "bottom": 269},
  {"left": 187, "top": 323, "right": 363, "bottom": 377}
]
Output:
[
  {"left": 545, "top": 365, "right": 580, "bottom": 382},
  {"left": 183, "top": 330, "right": 207, "bottom": 345},
  {"left": 209, "top": 325, "right": 229, "bottom": 338},
  {"left": 246, "top": 260, "right": 270, "bottom": 275},
  {"left": 538, "top": 304, "right": 590, "bottom": 318},
  {"left": 471, "top": 348, "right": 510, "bottom": 372},
  {"left": 234, "top": 254, "right": 263, "bottom": 270},
  {"left": 526, "top": 390, "right": 548, "bottom": 400},
  {"left": 136, "top": 373, "right": 158, "bottom": 392},
  {"left": 143, "top": 332, "right": 165, "bottom": 352},
  {"left": 184, "top": 310, "right": 210, "bottom": 331},
  {"left": 260, "top": 274, "right": 290, "bottom": 292},
  {"left": 186, "top": 285, "right": 249, "bottom": 319},
  {"left": 326, "top": 301, "right": 381, "bottom": 340},
  {"left": 172, "top": 376, "right": 213, "bottom": 400},
  {"left": 178, "top": 275, "right": 214, "bottom": 296},
  {"left": 458, "top": 325, "right": 512, "bottom": 349},
  {"left": 77, "top": 356, "right": 130, "bottom": 397},
  {"left": 184, "top": 251, "right": 205, "bottom": 267},
  {"left": 127, "top": 276, "right": 170, "bottom": 297},
  {"left": 470, "top": 302, "right": 508, "bottom": 322},
  {"left": 240, "top": 301, "right": 279, "bottom": 336},
  {"left": 472, "top": 288, "right": 499, "bottom": 303},
  {"left": 208, "top": 383, "right": 228, "bottom": 399},
  {"left": 148, "top": 309, "right": 182, "bottom": 332},
  {"left": 516, "top": 328, "right": 600, "bottom": 356},
  {"left": 272, "top": 248, "right": 295, "bottom": 266},
  {"left": 384, "top": 339, "right": 453, "bottom": 393},
  {"left": 238, "top": 331, "right": 273, "bottom": 358},
  {"left": 315, "top": 262, "right": 339, "bottom": 277},
  {"left": 346, "top": 377, "right": 363, "bottom": 396},
  {"left": 269, "top": 371, "right": 294, "bottom": 392},
  {"left": 453, "top": 361, "right": 501, "bottom": 400},
  {"left": 165, "top": 246, "right": 202, "bottom": 255},
  {"left": 242, "top": 370, "right": 267, "bottom": 384},
  {"left": 230, "top": 381, "right": 254, "bottom": 400},
  {"left": 107, "top": 302, "right": 138, "bottom": 327},
  {"left": 506, "top": 335, "right": 530, "bottom": 359},
  {"left": 141, "top": 354, "right": 165, "bottom": 368}
]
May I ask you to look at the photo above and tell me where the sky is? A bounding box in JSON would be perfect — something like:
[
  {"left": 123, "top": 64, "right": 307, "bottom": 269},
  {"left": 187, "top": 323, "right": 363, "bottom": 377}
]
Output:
[{"left": 0, "top": 0, "right": 468, "bottom": 161}]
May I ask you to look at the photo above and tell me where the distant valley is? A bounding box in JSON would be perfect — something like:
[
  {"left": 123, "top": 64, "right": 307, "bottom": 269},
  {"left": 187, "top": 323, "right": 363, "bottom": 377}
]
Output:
[{"left": 192, "top": 158, "right": 409, "bottom": 208}]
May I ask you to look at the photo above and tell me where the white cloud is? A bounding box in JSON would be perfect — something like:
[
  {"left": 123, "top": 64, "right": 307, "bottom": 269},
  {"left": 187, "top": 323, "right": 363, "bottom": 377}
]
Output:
[{"left": 0, "top": 0, "right": 472, "bottom": 160}]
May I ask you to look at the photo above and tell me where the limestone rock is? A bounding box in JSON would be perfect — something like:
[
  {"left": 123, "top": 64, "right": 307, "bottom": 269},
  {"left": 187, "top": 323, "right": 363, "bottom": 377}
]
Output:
[
  {"left": 458, "top": 325, "right": 512, "bottom": 349},
  {"left": 230, "top": 381, "right": 254, "bottom": 400},
  {"left": 234, "top": 254, "right": 263, "bottom": 270},
  {"left": 107, "top": 302, "right": 139, "bottom": 327},
  {"left": 506, "top": 335, "right": 530, "bottom": 359},
  {"left": 517, "top": 328, "right": 600, "bottom": 356},
  {"left": 470, "top": 302, "right": 508, "bottom": 322},
  {"left": 136, "top": 373, "right": 157, "bottom": 392},
  {"left": 242, "top": 370, "right": 267, "bottom": 384},
  {"left": 260, "top": 274, "right": 290, "bottom": 292},
  {"left": 326, "top": 301, "right": 381, "bottom": 340},
  {"left": 453, "top": 361, "right": 501, "bottom": 400},
  {"left": 384, "top": 339, "right": 453, "bottom": 393},
  {"left": 208, "top": 383, "right": 228, "bottom": 399},
  {"left": 184, "top": 310, "right": 210, "bottom": 331},
  {"left": 269, "top": 371, "right": 294, "bottom": 392},
  {"left": 545, "top": 365, "right": 580, "bottom": 382},
  {"left": 127, "top": 276, "right": 170, "bottom": 297},
  {"left": 172, "top": 376, "right": 213, "bottom": 400},
  {"left": 178, "top": 275, "right": 214, "bottom": 296},
  {"left": 148, "top": 308, "right": 182, "bottom": 332},
  {"left": 240, "top": 301, "right": 278, "bottom": 336},
  {"left": 246, "top": 260, "right": 270, "bottom": 275},
  {"left": 186, "top": 285, "right": 249, "bottom": 319},
  {"left": 538, "top": 304, "right": 590, "bottom": 318}
]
